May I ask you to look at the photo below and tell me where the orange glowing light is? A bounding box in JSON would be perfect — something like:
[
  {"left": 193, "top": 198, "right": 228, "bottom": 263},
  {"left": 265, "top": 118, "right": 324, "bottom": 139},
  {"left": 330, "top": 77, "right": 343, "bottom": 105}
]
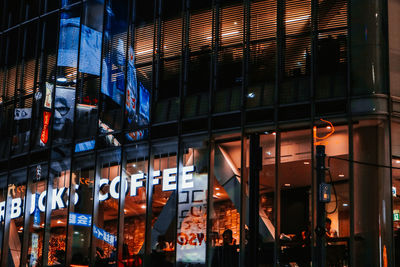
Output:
[{"left": 313, "top": 118, "right": 335, "bottom": 145}]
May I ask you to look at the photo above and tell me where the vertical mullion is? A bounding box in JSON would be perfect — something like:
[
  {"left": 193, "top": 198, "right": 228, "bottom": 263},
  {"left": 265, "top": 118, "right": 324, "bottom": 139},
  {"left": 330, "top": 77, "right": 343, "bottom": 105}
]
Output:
[
  {"left": 310, "top": 0, "right": 318, "bottom": 264},
  {"left": 89, "top": 150, "right": 101, "bottom": 266},
  {"left": 41, "top": 11, "right": 61, "bottom": 264},
  {"left": 64, "top": 4, "right": 84, "bottom": 264},
  {"left": 20, "top": 165, "right": 32, "bottom": 267}
]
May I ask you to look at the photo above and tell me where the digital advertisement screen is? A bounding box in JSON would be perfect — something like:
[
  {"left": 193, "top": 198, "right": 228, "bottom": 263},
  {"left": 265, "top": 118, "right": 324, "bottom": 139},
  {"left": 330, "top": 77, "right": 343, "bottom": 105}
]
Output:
[
  {"left": 125, "top": 46, "right": 138, "bottom": 126},
  {"left": 53, "top": 86, "right": 75, "bottom": 142},
  {"left": 101, "top": 38, "right": 125, "bottom": 105},
  {"left": 57, "top": 17, "right": 80, "bottom": 68},
  {"left": 139, "top": 83, "right": 150, "bottom": 125},
  {"left": 79, "top": 24, "right": 102, "bottom": 76}
]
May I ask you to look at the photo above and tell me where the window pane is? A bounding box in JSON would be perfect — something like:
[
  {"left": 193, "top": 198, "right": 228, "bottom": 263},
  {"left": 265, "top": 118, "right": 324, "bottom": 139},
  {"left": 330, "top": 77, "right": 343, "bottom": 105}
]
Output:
[
  {"left": 45, "top": 146, "right": 72, "bottom": 266},
  {"left": 176, "top": 138, "right": 209, "bottom": 264},
  {"left": 26, "top": 164, "right": 48, "bottom": 267},
  {"left": 149, "top": 142, "right": 178, "bottom": 266},
  {"left": 279, "top": 129, "right": 312, "bottom": 266},
  {"left": 209, "top": 139, "right": 241, "bottom": 266},
  {"left": 67, "top": 154, "right": 95, "bottom": 266},
  {"left": 123, "top": 144, "right": 148, "bottom": 266},
  {"left": 7, "top": 169, "right": 27, "bottom": 267}
]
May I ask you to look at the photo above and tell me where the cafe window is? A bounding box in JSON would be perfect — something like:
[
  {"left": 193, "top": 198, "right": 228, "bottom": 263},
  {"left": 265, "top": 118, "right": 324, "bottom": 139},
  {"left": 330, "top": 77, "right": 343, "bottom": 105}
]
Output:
[
  {"left": 392, "top": 120, "right": 400, "bottom": 264},
  {"left": 279, "top": 129, "right": 312, "bottom": 266},
  {"left": 26, "top": 164, "right": 48, "bottom": 267},
  {"left": 177, "top": 137, "right": 209, "bottom": 264},
  {"left": 44, "top": 145, "right": 72, "bottom": 266},
  {"left": 148, "top": 141, "right": 178, "bottom": 266},
  {"left": 209, "top": 138, "right": 242, "bottom": 266},
  {"left": 67, "top": 154, "right": 95, "bottom": 266},
  {"left": 5, "top": 168, "right": 28, "bottom": 267},
  {"left": 93, "top": 149, "right": 121, "bottom": 265},
  {"left": 0, "top": 173, "right": 7, "bottom": 261},
  {"left": 316, "top": 122, "right": 350, "bottom": 265},
  {"left": 123, "top": 144, "right": 149, "bottom": 266}
]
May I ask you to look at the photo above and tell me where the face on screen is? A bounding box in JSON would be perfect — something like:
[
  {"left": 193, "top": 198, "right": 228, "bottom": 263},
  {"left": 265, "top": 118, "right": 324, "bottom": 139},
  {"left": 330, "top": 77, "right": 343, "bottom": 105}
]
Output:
[{"left": 54, "top": 97, "right": 70, "bottom": 131}]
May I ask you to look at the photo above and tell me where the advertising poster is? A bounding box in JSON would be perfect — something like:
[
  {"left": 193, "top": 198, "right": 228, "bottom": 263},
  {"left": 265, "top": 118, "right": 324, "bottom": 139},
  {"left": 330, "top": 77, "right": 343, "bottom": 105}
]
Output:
[
  {"left": 125, "top": 46, "right": 138, "bottom": 126},
  {"left": 79, "top": 24, "right": 102, "bottom": 76},
  {"left": 57, "top": 17, "right": 80, "bottom": 68},
  {"left": 53, "top": 86, "right": 75, "bottom": 142},
  {"left": 139, "top": 83, "right": 150, "bottom": 125}
]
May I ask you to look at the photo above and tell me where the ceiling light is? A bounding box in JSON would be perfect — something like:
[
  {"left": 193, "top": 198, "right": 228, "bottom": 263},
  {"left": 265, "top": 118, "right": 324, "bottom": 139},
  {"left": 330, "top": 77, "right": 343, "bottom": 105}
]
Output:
[
  {"left": 141, "top": 205, "right": 146, "bottom": 209},
  {"left": 216, "top": 192, "right": 221, "bottom": 196},
  {"left": 338, "top": 174, "right": 345, "bottom": 177},
  {"left": 304, "top": 161, "right": 310, "bottom": 165},
  {"left": 326, "top": 126, "right": 331, "bottom": 130},
  {"left": 57, "top": 220, "right": 62, "bottom": 224},
  {"left": 247, "top": 92, "right": 255, "bottom": 98},
  {"left": 342, "top": 203, "right": 349, "bottom": 207},
  {"left": 132, "top": 164, "right": 136, "bottom": 167},
  {"left": 57, "top": 77, "right": 67, "bottom": 83},
  {"left": 284, "top": 183, "right": 291, "bottom": 187},
  {"left": 396, "top": 160, "right": 400, "bottom": 164}
]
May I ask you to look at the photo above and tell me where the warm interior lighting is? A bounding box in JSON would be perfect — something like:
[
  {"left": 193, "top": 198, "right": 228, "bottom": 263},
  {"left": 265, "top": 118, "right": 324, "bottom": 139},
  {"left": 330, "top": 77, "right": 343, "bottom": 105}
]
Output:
[
  {"left": 141, "top": 205, "right": 146, "bottom": 209},
  {"left": 136, "top": 49, "right": 153, "bottom": 55},
  {"left": 338, "top": 174, "right": 345, "bottom": 177},
  {"left": 206, "top": 31, "right": 239, "bottom": 39},
  {"left": 303, "top": 161, "right": 310, "bottom": 165},
  {"left": 284, "top": 183, "right": 291, "bottom": 187},
  {"left": 286, "top": 15, "right": 310, "bottom": 23}
]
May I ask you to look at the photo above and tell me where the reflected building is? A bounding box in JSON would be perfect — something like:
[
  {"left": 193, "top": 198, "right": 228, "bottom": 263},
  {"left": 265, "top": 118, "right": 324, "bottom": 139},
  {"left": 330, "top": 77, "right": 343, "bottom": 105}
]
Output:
[{"left": 0, "top": 0, "right": 399, "bottom": 266}]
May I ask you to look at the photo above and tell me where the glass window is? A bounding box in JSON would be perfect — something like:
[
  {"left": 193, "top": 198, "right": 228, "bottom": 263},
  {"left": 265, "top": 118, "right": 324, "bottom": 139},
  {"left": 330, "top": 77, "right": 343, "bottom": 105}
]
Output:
[
  {"left": 315, "top": 121, "right": 350, "bottom": 265},
  {"left": 280, "top": 0, "right": 311, "bottom": 104},
  {"left": 93, "top": 149, "right": 121, "bottom": 265},
  {"left": 176, "top": 138, "right": 209, "bottom": 264},
  {"left": 44, "top": 145, "right": 72, "bottom": 266},
  {"left": 53, "top": 8, "right": 81, "bottom": 145},
  {"left": 392, "top": 120, "right": 400, "bottom": 265},
  {"left": 0, "top": 172, "right": 7, "bottom": 261},
  {"left": 279, "top": 129, "right": 312, "bottom": 266},
  {"left": 75, "top": 0, "right": 104, "bottom": 141},
  {"left": 122, "top": 144, "right": 148, "bottom": 266},
  {"left": 5, "top": 168, "right": 28, "bottom": 267},
  {"left": 209, "top": 138, "right": 241, "bottom": 267},
  {"left": 67, "top": 154, "right": 95, "bottom": 266},
  {"left": 26, "top": 164, "right": 48, "bottom": 267},
  {"left": 149, "top": 141, "right": 178, "bottom": 266},
  {"left": 32, "top": 14, "right": 58, "bottom": 150},
  {"left": 99, "top": 0, "right": 129, "bottom": 135}
]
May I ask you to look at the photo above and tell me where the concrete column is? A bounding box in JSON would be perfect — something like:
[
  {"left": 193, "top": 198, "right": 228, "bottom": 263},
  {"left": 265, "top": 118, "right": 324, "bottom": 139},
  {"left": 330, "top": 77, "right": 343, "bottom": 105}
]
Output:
[
  {"left": 353, "top": 120, "right": 392, "bottom": 266},
  {"left": 350, "top": 0, "right": 388, "bottom": 95}
]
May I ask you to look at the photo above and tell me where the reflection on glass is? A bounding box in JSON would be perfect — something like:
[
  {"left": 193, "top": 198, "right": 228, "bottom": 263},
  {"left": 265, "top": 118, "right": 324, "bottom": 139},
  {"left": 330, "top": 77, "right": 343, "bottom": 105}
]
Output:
[
  {"left": 68, "top": 154, "right": 95, "bottom": 266},
  {"left": 27, "top": 164, "right": 48, "bottom": 267},
  {"left": 94, "top": 150, "right": 121, "bottom": 265},
  {"left": 210, "top": 140, "right": 241, "bottom": 267},
  {"left": 7, "top": 169, "right": 27, "bottom": 267},
  {"left": 176, "top": 140, "right": 208, "bottom": 265},
  {"left": 149, "top": 143, "right": 177, "bottom": 266},
  {"left": 258, "top": 133, "right": 276, "bottom": 266},
  {"left": 53, "top": 87, "right": 75, "bottom": 143},
  {"left": 123, "top": 144, "right": 148, "bottom": 266},
  {"left": 46, "top": 151, "right": 71, "bottom": 266}
]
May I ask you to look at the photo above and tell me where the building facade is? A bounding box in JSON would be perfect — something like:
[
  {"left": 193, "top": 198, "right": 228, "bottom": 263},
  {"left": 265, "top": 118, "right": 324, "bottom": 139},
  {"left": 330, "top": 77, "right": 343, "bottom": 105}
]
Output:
[{"left": 0, "top": 0, "right": 399, "bottom": 266}]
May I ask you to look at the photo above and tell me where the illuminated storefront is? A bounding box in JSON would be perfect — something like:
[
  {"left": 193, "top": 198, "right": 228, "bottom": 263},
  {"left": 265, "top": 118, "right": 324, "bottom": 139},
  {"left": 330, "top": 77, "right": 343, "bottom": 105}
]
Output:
[{"left": 0, "top": 0, "right": 399, "bottom": 266}]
